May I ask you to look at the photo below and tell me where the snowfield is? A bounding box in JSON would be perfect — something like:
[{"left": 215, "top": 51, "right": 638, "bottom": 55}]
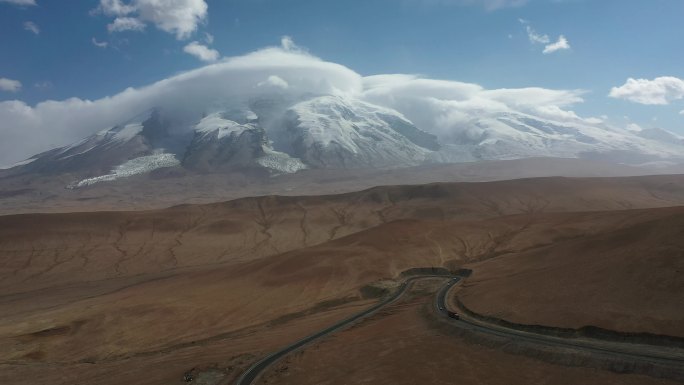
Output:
[
  {"left": 195, "top": 113, "right": 256, "bottom": 139},
  {"left": 72, "top": 153, "right": 180, "bottom": 188}
]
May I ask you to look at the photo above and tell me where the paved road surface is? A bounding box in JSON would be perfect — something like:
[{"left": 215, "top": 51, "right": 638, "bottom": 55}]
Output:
[
  {"left": 235, "top": 274, "right": 684, "bottom": 384},
  {"left": 436, "top": 278, "right": 684, "bottom": 366},
  {"left": 234, "top": 275, "right": 454, "bottom": 385}
]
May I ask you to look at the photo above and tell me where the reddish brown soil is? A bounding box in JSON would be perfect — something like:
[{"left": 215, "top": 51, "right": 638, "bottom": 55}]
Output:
[
  {"left": 0, "top": 175, "right": 682, "bottom": 384},
  {"left": 0, "top": 297, "right": 373, "bottom": 385},
  {"left": 456, "top": 206, "right": 684, "bottom": 336},
  {"left": 256, "top": 279, "right": 677, "bottom": 385},
  {"left": 3, "top": 175, "right": 684, "bottom": 295}
]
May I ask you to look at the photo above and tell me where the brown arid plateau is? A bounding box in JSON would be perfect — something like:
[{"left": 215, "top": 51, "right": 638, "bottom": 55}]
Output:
[
  {"left": 255, "top": 279, "right": 678, "bottom": 385},
  {"left": 4, "top": 3, "right": 684, "bottom": 383},
  {"left": 1, "top": 174, "right": 683, "bottom": 384}
]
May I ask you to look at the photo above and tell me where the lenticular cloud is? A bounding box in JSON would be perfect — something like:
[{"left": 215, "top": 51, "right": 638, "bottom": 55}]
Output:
[{"left": 0, "top": 41, "right": 589, "bottom": 167}]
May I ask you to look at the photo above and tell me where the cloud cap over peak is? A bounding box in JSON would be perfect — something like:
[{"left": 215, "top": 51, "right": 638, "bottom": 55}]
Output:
[
  {"left": 0, "top": 41, "right": 593, "bottom": 166},
  {"left": 0, "top": 45, "right": 362, "bottom": 166},
  {"left": 362, "top": 75, "right": 587, "bottom": 140}
]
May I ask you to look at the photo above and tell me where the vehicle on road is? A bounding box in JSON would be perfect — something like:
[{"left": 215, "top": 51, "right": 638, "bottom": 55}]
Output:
[{"left": 447, "top": 310, "right": 460, "bottom": 320}]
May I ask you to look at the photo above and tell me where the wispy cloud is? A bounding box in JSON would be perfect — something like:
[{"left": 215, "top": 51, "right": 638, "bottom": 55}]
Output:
[
  {"left": 107, "top": 17, "right": 146, "bottom": 33},
  {"left": 23, "top": 21, "right": 40, "bottom": 35},
  {"left": 525, "top": 25, "right": 549, "bottom": 44},
  {"left": 543, "top": 35, "right": 570, "bottom": 54},
  {"left": 204, "top": 32, "right": 214, "bottom": 44},
  {"left": 0, "top": 0, "right": 36, "bottom": 6},
  {"left": 92, "top": 37, "right": 108, "bottom": 48},
  {"left": 417, "top": 0, "right": 529, "bottom": 11},
  {"left": 34, "top": 81, "right": 53, "bottom": 90},
  {"left": 521, "top": 19, "right": 570, "bottom": 54}
]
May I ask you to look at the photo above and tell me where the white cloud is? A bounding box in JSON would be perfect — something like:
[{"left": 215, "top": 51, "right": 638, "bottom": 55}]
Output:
[
  {"left": 0, "top": 0, "right": 36, "bottom": 6},
  {"left": 92, "top": 37, "right": 109, "bottom": 48},
  {"left": 23, "top": 21, "right": 39, "bottom": 35},
  {"left": 0, "top": 44, "right": 362, "bottom": 166},
  {"left": 362, "top": 75, "right": 587, "bottom": 142},
  {"left": 0, "top": 40, "right": 592, "bottom": 166},
  {"left": 584, "top": 117, "right": 604, "bottom": 125},
  {"left": 183, "top": 41, "right": 219, "bottom": 62},
  {"left": 281, "top": 36, "right": 297, "bottom": 51},
  {"left": 525, "top": 25, "right": 549, "bottom": 44},
  {"left": 522, "top": 21, "right": 570, "bottom": 55},
  {"left": 107, "top": 17, "right": 146, "bottom": 33},
  {"left": 279, "top": 36, "right": 308, "bottom": 54},
  {"left": 34, "top": 81, "right": 53, "bottom": 90},
  {"left": 680, "top": 110, "right": 684, "bottom": 115},
  {"left": 258, "top": 75, "right": 289, "bottom": 89},
  {"left": 97, "top": 0, "right": 135, "bottom": 15},
  {"left": 543, "top": 35, "right": 570, "bottom": 54},
  {"left": 96, "top": 0, "right": 207, "bottom": 40},
  {"left": 0, "top": 78, "right": 22, "bottom": 92},
  {"left": 609, "top": 76, "right": 684, "bottom": 105},
  {"left": 625, "top": 123, "right": 643, "bottom": 132},
  {"left": 418, "top": 0, "right": 528, "bottom": 11}
]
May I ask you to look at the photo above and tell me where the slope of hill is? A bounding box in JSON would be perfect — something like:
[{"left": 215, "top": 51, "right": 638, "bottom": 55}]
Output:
[{"left": 0, "top": 175, "right": 683, "bottom": 385}]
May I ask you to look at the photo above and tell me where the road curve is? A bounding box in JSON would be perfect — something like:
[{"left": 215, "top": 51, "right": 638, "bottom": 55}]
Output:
[
  {"left": 436, "top": 279, "right": 684, "bottom": 367},
  {"left": 236, "top": 274, "right": 684, "bottom": 384},
  {"left": 234, "top": 274, "right": 456, "bottom": 385}
]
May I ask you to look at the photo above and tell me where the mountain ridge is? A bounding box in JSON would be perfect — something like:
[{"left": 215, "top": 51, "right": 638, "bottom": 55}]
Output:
[{"left": 2, "top": 93, "right": 683, "bottom": 189}]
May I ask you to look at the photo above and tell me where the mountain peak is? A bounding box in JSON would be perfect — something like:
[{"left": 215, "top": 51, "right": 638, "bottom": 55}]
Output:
[{"left": 3, "top": 93, "right": 684, "bottom": 188}]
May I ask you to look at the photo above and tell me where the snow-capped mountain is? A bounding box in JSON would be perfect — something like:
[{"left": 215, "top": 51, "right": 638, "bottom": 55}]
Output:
[
  {"left": 182, "top": 110, "right": 306, "bottom": 174},
  {"left": 3, "top": 93, "right": 684, "bottom": 188},
  {"left": 283, "top": 96, "right": 439, "bottom": 168},
  {"left": 635, "top": 127, "right": 684, "bottom": 146},
  {"left": 181, "top": 96, "right": 437, "bottom": 173},
  {"left": 6, "top": 110, "right": 181, "bottom": 179},
  {"left": 429, "top": 111, "right": 684, "bottom": 163}
]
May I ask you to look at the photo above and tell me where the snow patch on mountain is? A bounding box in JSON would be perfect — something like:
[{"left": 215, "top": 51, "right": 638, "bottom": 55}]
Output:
[
  {"left": 285, "top": 96, "right": 438, "bottom": 168},
  {"left": 290, "top": 96, "right": 423, "bottom": 150},
  {"left": 113, "top": 123, "right": 144, "bottom": 141},
  {"left": 0, "top": 157, "right": 36, "bottom": 170},
  {"left": 426, "top": 111, "right": 684, "bottom": 163},
  {"left": 256, "top": 149, "right": 307, "bottom": 174},
  {"left": 71, "top": 152, "right": 179, "bottom": 188},
  {"left": 635, "top": 127, "right": 684, "bottom": 145},
  {"left": 195, "top": 113, "right": 255, "bottom": 139}
]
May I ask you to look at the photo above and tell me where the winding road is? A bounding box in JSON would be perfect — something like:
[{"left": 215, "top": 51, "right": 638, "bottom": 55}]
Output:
[
  {"left": 235, "top": 274, "right": 684, "bottom": 385},
  {"left": 436, "top": 278, "right": 684, "bottom": 366},
  {"left": 234, "top": 274, "right": 453, "bottom": 385}
]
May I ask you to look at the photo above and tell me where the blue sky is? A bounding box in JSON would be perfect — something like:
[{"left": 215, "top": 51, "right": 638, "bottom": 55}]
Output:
[{"left": 0, "top": 0, "right": 683, "bottom": 164}]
